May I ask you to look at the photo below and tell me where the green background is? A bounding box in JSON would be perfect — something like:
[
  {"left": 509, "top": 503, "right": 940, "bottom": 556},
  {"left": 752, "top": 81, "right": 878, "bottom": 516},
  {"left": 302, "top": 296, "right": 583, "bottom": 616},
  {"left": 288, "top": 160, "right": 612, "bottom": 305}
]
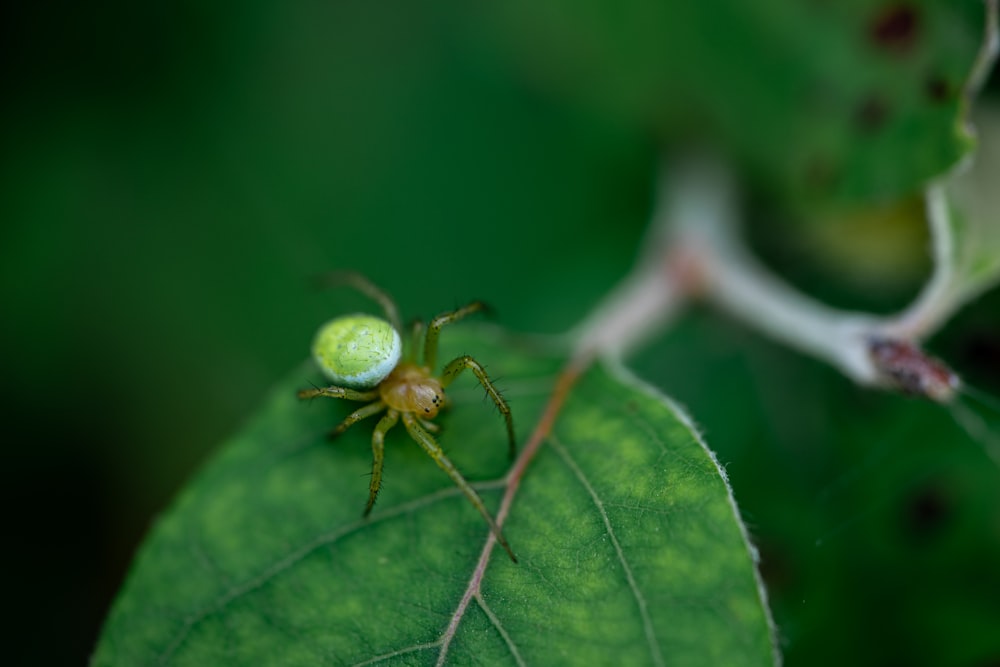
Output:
[{"left": 2, "top": 0, "right": 998, "bottom": 664}]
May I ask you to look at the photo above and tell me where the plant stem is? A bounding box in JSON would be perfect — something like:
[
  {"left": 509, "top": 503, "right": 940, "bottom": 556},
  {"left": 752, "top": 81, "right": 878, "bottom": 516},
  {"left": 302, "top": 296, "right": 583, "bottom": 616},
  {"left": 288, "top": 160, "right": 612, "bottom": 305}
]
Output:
[{"left": 575, "top": 156, "right": 959, "bottom": 402}]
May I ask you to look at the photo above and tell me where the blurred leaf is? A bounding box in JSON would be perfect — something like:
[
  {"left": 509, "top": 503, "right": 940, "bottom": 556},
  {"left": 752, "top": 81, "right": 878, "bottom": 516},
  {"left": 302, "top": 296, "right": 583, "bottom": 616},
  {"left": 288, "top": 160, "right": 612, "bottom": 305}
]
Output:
[
  {"left": 93, "top": 327, "right": 776, "bottom": 666},
  {"left": 633, "top": 308, "right": 1000, "bottom": 667},
  {"left": 885, "top": 105, "right": 1000, "bottom": 336},
  {"left": 467, "top": 0, "right": 986, "bottom": 204},
  {"left": 938, "top": 105, "right": 1000, "bottom": 309}
]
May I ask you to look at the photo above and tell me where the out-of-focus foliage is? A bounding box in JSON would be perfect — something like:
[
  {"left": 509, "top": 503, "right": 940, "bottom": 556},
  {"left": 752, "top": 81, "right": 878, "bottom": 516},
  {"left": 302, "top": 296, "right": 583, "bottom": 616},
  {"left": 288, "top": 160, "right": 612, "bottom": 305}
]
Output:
[
  {"left": 2, "top": 0, "right": 998, "bottom": 665},
  {"left": 466, "top": 0, "right": 985, "bottom": 205}
]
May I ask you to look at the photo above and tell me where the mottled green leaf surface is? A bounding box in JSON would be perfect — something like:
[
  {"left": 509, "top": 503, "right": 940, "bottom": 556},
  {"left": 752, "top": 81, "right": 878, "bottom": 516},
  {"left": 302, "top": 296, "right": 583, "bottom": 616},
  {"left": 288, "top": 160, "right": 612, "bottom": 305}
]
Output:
[
  {"left": 93, "top": 328, "right": 776, "bottom": 666},
  {"left": 468, "top": 0, "right": 985, "bottom": 205}
]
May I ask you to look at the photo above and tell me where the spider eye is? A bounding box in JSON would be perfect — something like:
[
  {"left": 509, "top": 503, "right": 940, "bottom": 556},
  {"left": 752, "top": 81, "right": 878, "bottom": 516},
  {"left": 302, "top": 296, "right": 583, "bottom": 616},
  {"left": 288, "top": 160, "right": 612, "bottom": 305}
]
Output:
[{"left": 311, "top": 314, "right": 402, "bottom": 389}]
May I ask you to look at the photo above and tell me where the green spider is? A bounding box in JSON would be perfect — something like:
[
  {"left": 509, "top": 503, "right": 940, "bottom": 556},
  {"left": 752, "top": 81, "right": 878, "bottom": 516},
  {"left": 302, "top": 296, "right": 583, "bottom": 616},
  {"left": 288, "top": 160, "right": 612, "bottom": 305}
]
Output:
[{"left": 298, "top": 272, "right": 517, "bottom": 562}]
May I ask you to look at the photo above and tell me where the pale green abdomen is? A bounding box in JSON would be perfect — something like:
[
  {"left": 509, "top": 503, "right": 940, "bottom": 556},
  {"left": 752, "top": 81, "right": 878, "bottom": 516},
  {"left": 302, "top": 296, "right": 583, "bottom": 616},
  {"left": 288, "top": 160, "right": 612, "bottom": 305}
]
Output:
[{"left": 311, "top": 314, "right": 402, "bottom": 389}]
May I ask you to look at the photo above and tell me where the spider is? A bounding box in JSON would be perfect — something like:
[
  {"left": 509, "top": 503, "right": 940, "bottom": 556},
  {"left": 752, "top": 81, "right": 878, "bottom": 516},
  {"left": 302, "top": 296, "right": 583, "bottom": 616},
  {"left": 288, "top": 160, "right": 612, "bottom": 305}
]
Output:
[{"left": 298, "top": 272, "right": 518, "bottom": 562}]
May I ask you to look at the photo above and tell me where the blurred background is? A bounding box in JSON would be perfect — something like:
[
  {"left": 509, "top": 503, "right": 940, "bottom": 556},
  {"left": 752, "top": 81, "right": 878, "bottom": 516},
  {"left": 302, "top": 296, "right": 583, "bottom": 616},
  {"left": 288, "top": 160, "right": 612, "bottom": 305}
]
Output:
[{"left": 2, "top": 1, "right": 999, "bottom": 665}]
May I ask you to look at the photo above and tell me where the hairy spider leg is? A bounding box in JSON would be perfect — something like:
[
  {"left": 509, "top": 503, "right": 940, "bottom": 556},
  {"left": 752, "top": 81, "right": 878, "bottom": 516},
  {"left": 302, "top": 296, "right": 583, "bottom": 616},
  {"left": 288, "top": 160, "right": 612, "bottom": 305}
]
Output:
[
  {"left": 365, "top": 410, "right": 400, "bottom": 516},
  {"left": 297, "top": 387, "right": 385, "bottom": 439},
  {"left": 423, "top": 301, "right": 489, "bottom": 372},
  {"left": 441, "top": 355, "right": 516, "bottom": 460},
  {"left": 315, "top": 270, "right": 402, "bottom": 333},
  {"left": 418, "top": 419, "right": 440, "bottom": 433},
  {"left": 330, "top": 400, "right": 387, "bottom": 438},
  {"left": 295, "top": 384, "right": 399, "bottom": 517},
  {"left": 401, "top": 412, "right": 517, "bottom": 563},
  {"left": 407, "top": 319, "right": 425, "bottom": 363},
  {"left": 298, "top": 386, "right": 379, "bottom": 402}
]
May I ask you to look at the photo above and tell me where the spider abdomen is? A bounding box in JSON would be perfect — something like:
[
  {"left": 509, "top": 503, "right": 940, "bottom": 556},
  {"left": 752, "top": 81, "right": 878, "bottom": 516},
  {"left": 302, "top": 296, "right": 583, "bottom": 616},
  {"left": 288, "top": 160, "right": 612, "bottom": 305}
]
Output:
[
  {"left": 311, "top": 314, "right": 402, "bottom": 389},
  {"left": 379, "top": 362, "right": 446, "bottom": 417}
]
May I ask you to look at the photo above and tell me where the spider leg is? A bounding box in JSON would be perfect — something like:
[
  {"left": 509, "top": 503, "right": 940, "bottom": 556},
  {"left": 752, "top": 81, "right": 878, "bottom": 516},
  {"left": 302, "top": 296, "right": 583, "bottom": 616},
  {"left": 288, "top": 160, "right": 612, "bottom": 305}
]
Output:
[
  {"left": 364, "top": 410, "right": 399, "bottom": 516},
  {"left": 298, "top": 385, "right": 379, "bottom": 401},
  {"left": 401, "top": 412, "right": 517, "bottom": 563},
  {"left": 311, "top": 271, "right": 402, "bottom": 333},
  {"left": 422, "top": 301, "right": 489, "bottom": 371},
  {"left": 330, "top": 400, "right": 386, "bottom": 439},
  {"left": 419, "top": 418, "right": 440, "bottom": 433},
  {"left": 441, "top": 355, "right": 516, "bottom": 460},
  {"left": 406, "top": 319, "right": 424, "bottom": 363}
]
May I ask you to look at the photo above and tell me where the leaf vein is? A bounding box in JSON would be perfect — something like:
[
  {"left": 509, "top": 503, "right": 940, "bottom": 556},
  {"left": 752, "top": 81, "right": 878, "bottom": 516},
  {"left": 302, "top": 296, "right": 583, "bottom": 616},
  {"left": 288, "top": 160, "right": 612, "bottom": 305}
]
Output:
[
  {"left": 350, "top": 641, "right": 441, "bottom": 666},
  {"left": 550, "top": 434, "right": 665, "bottom": 667},
  {"left": 475, "top": 592, "right": 526, "bottom": 667},
  {"left": 157, "top": 482, "right": 503, "bottom": 665}
]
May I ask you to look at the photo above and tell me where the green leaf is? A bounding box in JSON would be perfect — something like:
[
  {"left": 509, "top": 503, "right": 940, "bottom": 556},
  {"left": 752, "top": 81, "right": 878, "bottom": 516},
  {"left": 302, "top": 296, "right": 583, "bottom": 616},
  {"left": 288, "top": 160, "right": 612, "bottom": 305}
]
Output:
[
  {"left": 631, "top": 306, "right": 1000, "bottom": 667},
  {"left": 889, "top": 105, "right": 1000, "bottom": 336},
  {"left": 937, "top": 106, "right": 1000, "bottom": 310},
  {"left": 467, "top": 0, "right": 986, "bottom": 205},
  {"left": 93, "top": 327, "right": 777, "bottom": 666}
]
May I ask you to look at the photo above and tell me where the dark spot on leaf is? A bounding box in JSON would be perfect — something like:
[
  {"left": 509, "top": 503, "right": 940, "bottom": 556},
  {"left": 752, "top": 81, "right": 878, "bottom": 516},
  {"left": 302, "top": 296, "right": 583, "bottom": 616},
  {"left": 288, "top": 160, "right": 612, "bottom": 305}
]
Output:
[
  {"left": 924, "top": 75, "right": 950, "bottom": 103},
  {"left": 855, "top": 95, "right": 890, "bottom": 133},
  {"left": 901, "top": 483, "right": 951, "bottom": 544},
  {"left": 869, "top": 4, "right": 920, "bottom": 54}
]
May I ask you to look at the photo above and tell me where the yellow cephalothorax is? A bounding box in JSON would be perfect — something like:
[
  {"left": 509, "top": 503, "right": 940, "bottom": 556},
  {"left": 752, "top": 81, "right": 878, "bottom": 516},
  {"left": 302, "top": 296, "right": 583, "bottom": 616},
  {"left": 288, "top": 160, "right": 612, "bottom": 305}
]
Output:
[
  {"left": 299, "top": 272, "right": 517, "bottom": 561},
  {"left": 378, "top": 362, "right": 446, "bottom": 417}
]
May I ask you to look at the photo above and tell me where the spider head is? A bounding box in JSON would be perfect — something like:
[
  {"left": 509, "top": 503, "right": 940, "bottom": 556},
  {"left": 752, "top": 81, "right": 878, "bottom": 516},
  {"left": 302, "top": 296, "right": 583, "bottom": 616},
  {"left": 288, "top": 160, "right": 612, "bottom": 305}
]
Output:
[
  {"left": 410, "top": 381, "right": 446, "bottom": 418},
  {"left": 380, "top": 363, "right": 446, "bottom": 418}
]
